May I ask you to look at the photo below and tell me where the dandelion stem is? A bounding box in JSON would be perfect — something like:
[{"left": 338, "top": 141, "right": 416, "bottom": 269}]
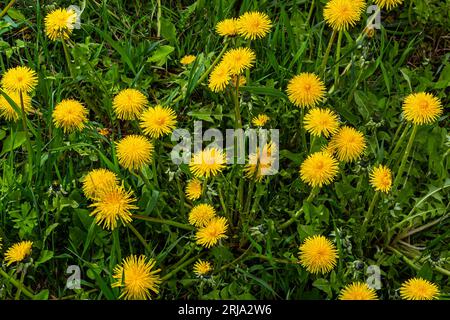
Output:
[
  {"left": 306, "top": 0, "right": 315, "bottom": 25},
  {"left": 334, "top": 30, "right": 343, "bottom": 86},
  {"left": 152, "top": 156, "right": 159, "bottom": 188},
  {"left": 249, "top": 254, "right": 297, "bottom": 265},
  {"left": 299, "top": 108, "right": 307, "bottom": 151},
  {"left": 233, "top": 75, "right": 242, "bottom": 129},
  {"left": 160, "top": 253, "right": 205, "bottom": 281},
  {"left": 389, "top": 123, "right": 410, "bottom": 165},
  {"left": 393, "top": 125, "right": 418, "bottom": 190},
  {"left": 132, "top": 214, "right": 194, "bottom": 231},
  {"left": 127, "top": 223, "right": 149, "bottom": 251},
  {"left": 201, "top": 178, "right": 208, "bottom": 199},
  {"left": 320, "top": 29, "right": 337, "bottom": 77},
  {"left": 19, "top": 90, "right": 33, "bottom": 184},
  {"left": 61, "top": 39, "right": 74, "bottom": 78},
  {"left": 279, "top": 188, "right": 318, "bottom": 230},
  {"left": 137, "top": 169, "right": 153, "bottom": 192},
  {"left": 0, "top": 267, "right": 35, "bottom": 299},
  {"left": 358, "top": 191, "right": 381, "bottom": 253},
  {"left": 388, "top": 121, "right": 407, "bottom": 155},
  {"left": 14, "top": 266, "right": 26, "bottom": 300},
  {"left": 0, "top": 0, "right": 16, "bottom": 19},
  {"left": 156, "top": 0, "right": 161, "bottom": 38}
]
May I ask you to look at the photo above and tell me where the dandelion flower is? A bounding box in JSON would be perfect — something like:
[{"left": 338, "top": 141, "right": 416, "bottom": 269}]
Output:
[
  {"left": 89, "top": 185, "right": 137, "bottom": 230},
  {"left": 237, "top": 11, "right": 272, "bottom": 40},
  {"left": 252, "top": 114, "right": 270, "bottom": 127},
  {"left": 400, "top": 278, "right": 440, "bottom": 300},
  {"left": 116, "top": 135, "right": 154, "bottom": 170},
  {"left": 193, "top": 260, "right": 213, "bottom": 277},
  {"left": 0, "top": 90, "right": 32, "bottom": 121},
  {"left": 189, "top": 147, "right": 227, "bottom": 178},
  {"left": 53, "top": 99, "right": 88, "bottom": 133},
  {"left": 403, "top": 92, "right": 443, "bottom": 125},
  {"left": 112, "top": 255, "right": 161, "bottom": 300},
  {"left": 374, "top": 0, "right": 403, "bottom": 10},
  {"left": 216, "top": 18, "right": 239, "bottom": 37},
  {"left": 1, "top": 66, "right": 38, "bottom": 93},
  {"left": 323, "top": 0, "right": 366, "bottom": 31},
  {"left": 44, "top": 8, "right": 77, "bottom": 41},
  {"left": 4, "top": 241, "right": 33, "bottom": 266},
  {"left": 82, "top": 168, "right": 118, "bottom": 200},
  {"left": 180, "top": 55, "right": 196, "bottom": 65},
  {"left": 113, "top": 89, "right": 148, "bottom": 120},
  {"left": 369, "top": 165, "right": 392, "bottom": 193},
  {"left": 287, "top": 73, "right": 326, "bottom": 108},
  {"left": 140, "top": 105, "right": 177, "bottom": 138},
  {"left": 221, "top": 47, "right": 256, "bottom": 75},
  {"left": 189, "top": 204, "right": 216, "bottom": 227},
  {"left": 185, "top": 179, "right": 202, "bottom": 201},
  {"left": 244, "top": 142, "right": 277, "bottom": 181},
  {"left": 304, "top": 108, "right": 339, "bottom": 138},
  {"left": 196, "top": 216, "right": 228, "bottom": 248},
  {"left": 208, "top": 62, "right": 231, "bottom": 92},
  {"left": 300, "top": 151, "right": 339, "bottom": 188},
  {"left": 299, "top": 235, "right": 338, "bottom": 274},
  {"left": 329, "top": 126, "right": 366, "bottom": 162},
  {"left": 339, "top": 282, "right": 378, "bottom": 300}
]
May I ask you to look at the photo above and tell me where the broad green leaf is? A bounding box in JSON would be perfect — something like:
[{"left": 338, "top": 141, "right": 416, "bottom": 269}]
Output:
[
  {"left": 1, "top": 131, "right": 27, "bottom": 155},
  {"left": 147, "top": 45, "right": 174, "bottom": 66}
]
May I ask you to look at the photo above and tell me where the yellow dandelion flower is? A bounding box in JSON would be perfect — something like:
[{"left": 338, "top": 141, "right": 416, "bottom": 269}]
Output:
[
  {"left": 369, "top": 165, "right": 392, "bottom": 193},
  {"left": 374, "top": 0, "right": 403, "bottom": 10},
  {"left": 189, "top": 147, "right": 227, "bottom": 178},
  {"left": 300, "top": 151, "right": 339, "bottom": 188},
  {"left": 180, "top": 55, "right": 196, "bottom": 65},
  {"left": 402, "top": 92, "right": 443, "bottom": 125},
  {"left": 323, "top": 0, "right": 366, "bottom": 31},
  {"left": 339, "top": 282, "right": 378, "bottom": 300},
  {"left": 221, "top": 47, "right": 256, "bottom": 75},
  {"left": 196, "top": 216, "right": 228, "bottom": 248},
  {"left": 400, "top": 278, "right": 440, "bottom": 300},
  {"left": 113, "top": 89, "right": 148, "bottom": 120},
  {"left": 140, "top": 105, "right": 177, "bottom": 138},
  {"left": 0, "top": 90, "right": 32, "bottom": 121},
  {"left": 89, "top": 185, "right": 137, "bottom": 230},
  {"left": 252, "top": 114, "right": 270, "bottom": 127},
  {"left": 52, "top": 99, "right": 88, "bottom": 133},
  {"left": 298, "top": 235, "right": 338, "bottom": 274},
  {"left": 193, "top": 260, "right": 213, "bottom": 276},
  {"left": 1, "top": 66, "right": 38, "bottom": 93},
  {"left": 189, "top": 204, "right": 216, "bottom": 227},
  {"left": 304, "top": 108, "right": 340, "bottom": 138},
  {"left": 112, "top": 255, "right": 161, "bottom": 300},
  {"left": 216, "top": 18, "right": 239, "bottom": 37},
  {"left": 208, "top": 62, "right": 231, "bottom": 92},
  {"left": 116, "top": 135, "right": 154, "bottom": 170},
  {"left": 237, "top": 11, "right": 272, "bottom": 40},
  {"left": 44, "top": 8, "right": 77, "bottom": 41},
  {"left": 185, "top": 179, "right": 202, "bottom": 201},
  {"left": 4, "top": 241, "right": 33, "bottom": 266},
  {"left": 329, "top": 126, "right": 366, "bottom": 162},
  {"left": 244, "top": 142, "right": 277, "bottom": 181},
  {"left": 287, "top": 73, "right": 326, "bottom": 108},
  {"left": 82, "top": 168, "right": 118, "bottom": 200}
]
